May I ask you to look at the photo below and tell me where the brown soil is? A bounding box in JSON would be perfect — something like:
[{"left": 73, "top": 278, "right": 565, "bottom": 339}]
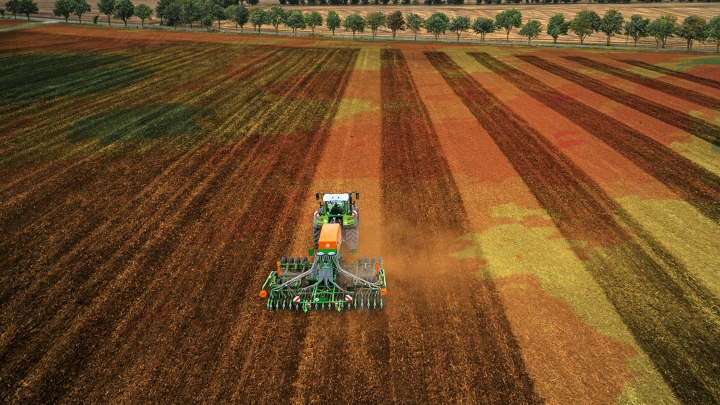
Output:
[
  {"left": 470, "top": 52, "right": 720, "bottom": 224},
  {"left": 497, "top": 274, "right": 636, "bottom": 405},
  {"left": 619, "top": 59, "right": 720, "bottom": 91},
  {"left": 427, "top": 50, "right": 720, "bottom": 404},
  {"left": 517, "top": 54, "right": 720, "bottom": 148},
  {"left": 566, "top": 56, "right": 720, "bottom": 111},
  {"left": 378, "top": 48, "right": 541, "bottom": 404}
]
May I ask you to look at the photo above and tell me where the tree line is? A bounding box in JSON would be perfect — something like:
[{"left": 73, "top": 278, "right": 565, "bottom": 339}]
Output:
[{"left": 4, "top": 0, "right": 720, "bottom": 51}]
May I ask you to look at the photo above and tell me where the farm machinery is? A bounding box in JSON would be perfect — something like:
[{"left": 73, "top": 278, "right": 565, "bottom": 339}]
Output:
[
  {"left": 313, "top": 192, "right": 359, "bottom": 254},
  {"left": 259, "top": 192, "right": 387, "bottom": 312}
]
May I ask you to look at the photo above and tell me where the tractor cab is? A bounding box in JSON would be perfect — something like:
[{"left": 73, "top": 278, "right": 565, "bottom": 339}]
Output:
[{"left": 322, "top": 193, "right": 350, "bottom": 221}]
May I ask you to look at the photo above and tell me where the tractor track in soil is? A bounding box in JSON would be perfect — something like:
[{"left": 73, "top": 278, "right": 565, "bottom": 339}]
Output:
[
  {"left": 619, "top": 59, "right": 720, "bottom": 91},
  {"left": 380, "top": 48, "right": 541, "bottom": 404},
  {"left": 516, "top": 55, "right": 720, "bottom": 147},
  {"left": 565, "top": 56, "right": 720, "bottom": 111},
  {"left": 427, "top": 51, "right": 720, "bottom": 404},
  {"left": 0, "top": 46, "right": 359, "bottom": 403},
  {"left": 468, "top": 52, "right": 720, "bottom": 224}
]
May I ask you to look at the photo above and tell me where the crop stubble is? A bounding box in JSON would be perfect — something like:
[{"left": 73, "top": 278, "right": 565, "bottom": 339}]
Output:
[
  {"left": 0, "top": 45, "right": 359, "bottom": 403},
  {"left": 380, "top": 48, "right": 541, "bottom": 404},
  {"left": 566, "top": 56, "right": 720, "bottom": 111},
  {"left": 427, "top": 51, "right": 720, "bottom": 404},
  {"left": 469, "top": 52, "right": 720, "bottom": 224},
  {"left": 517, "top": 55, "right": 720, "bottom": 148},
  {"left": 619, "top": 59, "right": 720, "bottom": 91}
]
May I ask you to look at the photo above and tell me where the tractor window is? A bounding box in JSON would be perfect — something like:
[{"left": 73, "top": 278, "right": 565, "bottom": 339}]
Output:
[{"left": 328, "top": 202, "right": 344, "bottom": 215}]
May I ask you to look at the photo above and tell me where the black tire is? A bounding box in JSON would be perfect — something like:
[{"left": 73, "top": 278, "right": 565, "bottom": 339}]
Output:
[{"left": 313, "top": 227, "right": 320, "bottom": 249}]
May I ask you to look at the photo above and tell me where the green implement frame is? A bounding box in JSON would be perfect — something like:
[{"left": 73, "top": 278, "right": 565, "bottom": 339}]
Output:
[{"left": 261, "top": 253, "right": 386, "bottom": 312}]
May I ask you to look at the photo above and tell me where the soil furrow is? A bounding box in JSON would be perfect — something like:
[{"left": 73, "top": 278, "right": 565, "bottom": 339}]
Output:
[
  {"left": 0, "top": 47, "right": 359, "bottom": 403},
  {"left": 620, "top": 59, "right": 720, "bottom": 90},
  {"left": 468, "top": 52, "right": 720, "bottom": 223},
  {"left": 382, "top": 48, "right": 541, "bottom": 404},
  {"left": 517, "top": 55, "right": 720, "bottom": 147},
  {"left": 427, "top": 51, "right": 720, "bottom": 404},
  {"left": 565, "top": 56, "right": 720, "bottom": 110}
]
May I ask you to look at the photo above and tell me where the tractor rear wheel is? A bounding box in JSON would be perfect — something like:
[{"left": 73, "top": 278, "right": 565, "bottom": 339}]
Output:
[
  {"left": 344, "top": 226, "right": 358, "bottom": 253},
  {"left": 313, "top": 228, "right": 320, "bottom": 249}
]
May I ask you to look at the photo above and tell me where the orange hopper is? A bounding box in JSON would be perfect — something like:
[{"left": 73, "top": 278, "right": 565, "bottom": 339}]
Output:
[{"left": 317, "top": 223, "right": 342, "bottom": 251}]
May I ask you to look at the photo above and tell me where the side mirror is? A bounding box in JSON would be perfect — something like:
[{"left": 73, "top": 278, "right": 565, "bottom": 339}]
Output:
[
  {"left": 315, "top": 192, "right": 320, "bottom": 200},
  {"left": 355, "top": 192, "right": 360, "bottom": 199}
]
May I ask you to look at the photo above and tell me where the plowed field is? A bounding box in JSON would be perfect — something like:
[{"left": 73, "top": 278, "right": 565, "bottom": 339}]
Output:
[{"left": 1, "top": 24, "right": 720, "bottom": 404}]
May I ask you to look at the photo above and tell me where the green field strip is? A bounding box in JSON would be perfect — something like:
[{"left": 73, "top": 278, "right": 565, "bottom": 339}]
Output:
[
  {"left": 566, "top": 56, "right": 720, "bottom": 111},
  {"left": 469, "top": 52, "right": 720, "bottom": 225},
  {"left": 619, "top": 59, "right": 720, "bottom": 91},
  {"left": 427, "top": 51, "right": 720, "bottom": 404},
  {"left": 0, "top": 54, "right": 150, "bottom": 103},
  {"left": 517, "top": 55, "right": 720, "bottom": 148},
  {"left": 0, "top": 44, "right": 222, "bottom": 163}
]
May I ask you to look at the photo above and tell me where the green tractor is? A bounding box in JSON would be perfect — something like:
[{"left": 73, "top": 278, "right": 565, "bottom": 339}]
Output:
[{"left": 313, "top": 191, "right": 359, "bottom": 254}]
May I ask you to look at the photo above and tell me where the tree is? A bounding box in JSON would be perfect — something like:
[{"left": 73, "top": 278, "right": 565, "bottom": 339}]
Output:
[
  {"left": 112, "top": 0, "right": 133, "bottom": 26},
  {"left": 472, "top": 16, "right": 494, "bottom": 42},
  {"left": 547, "top": 13, "right": 570, "bottom": 43},
  {"left": 73, "top": 0, "right": 90, "bottom": 22},
  {"left": 599, "top": 9, "right": 624, "bottom": 46},
  {"left": 267, "top": 5, "right": 284, "bottom": 34},
  {"left": 647, "top": 14, "right": 676, "bottom": 48},
  {"left": 342, "top": 13, "right": 365, "bottom": 38},
  {"left": 448, "top": 15, "right": 470, "bottom": 42},
  {"left": 202, "top": 13, "right": 212, "bottom": 30},
  {"left": 284, "top": 10, "right": 304, "bottom": 34},
  {"left": 366, "top": 11, "right": 385, "bottom": 39},
  {"left": 406, "top": 12, "right": 424, "bottom": 41},
  {"left": 676, "top": 15, "right": 707, "bottom": 50},
  {"left": 326, "top": 10, "right": 340, "bottom": 36},
  {"left": 225, "top": 4, "right": 237, "bottom": 27},
  {"left": 519, "top": 19, "right": 541, "bottom": 44},
  {"left": 425, "top": 12, "right": 448, "bottom": 41},
  {"left": 495, "top": 8, "right": 521, "bottom": 41},
  {"left": 386, "top": 10, "right": 404, "bottom": 39},
  {"left": 210, "top": 4, "right": 226, "bottom": 29},
  {"left": 707, "top": 15, "right": 720, "bottom": 53},
  {"left": 246, "top": 0, "right": 257, "bottom": 5},
  {"left": 0, "top": 8, "right": 4, "bottom": 17},
  {"left": 134, "top": 3, "right": 151, "bottom": 26},
  {"left": 155, "top": 0, "right": 170, "bottom": 24},
  {"left": 53, "top": 0, "right": 74, "bottom": 22},
  {"left": 304, "top": 10, "right": 321, "bottom": 34},
  {"left": 571, "top": 9, "right": 600, "bottom": 44},
  {"left": 249, "top": 7, "right": 265, "bottom": 32},
  {"left": 624, "top": 14, "right": 649, "bottom": 46},
  {"left": 164, "top": 1, "right": 181, "bottom": 27},
  {"left": 235, "top": 4, "right": 248, "bottom": 31},
  {"left": 180, "top": 0, "right": 202, "bottom": 29},
  {"left": 5, "top": 0, "right": 19, "bottom": 19},
  {"left": 96, "top": 0, "right": 114, "bottom": 25},
  {"left": 18, "top": 0, "right": 37, "bottom": 20}
]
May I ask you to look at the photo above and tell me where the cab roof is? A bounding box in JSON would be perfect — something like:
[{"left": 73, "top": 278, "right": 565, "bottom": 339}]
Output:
[{"left": 322, "top": 193, "right": 349, "bottom": 203}]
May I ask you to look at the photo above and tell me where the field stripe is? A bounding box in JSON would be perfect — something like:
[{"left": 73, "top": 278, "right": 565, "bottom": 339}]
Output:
[
  {"left": 619, "top": 59, "right": 720, "bottom": 90},
  {"left": 565, "top": 56, "right": 720, "bottom": 110},
  {"left": 427, "top": 51, "right": 720, "bottom": 404},
  {"left": 0, "top": 47, "right": 360, "bottom": 403},
  {"left": 516, "top": 55, "right": 720, "bottom": 147},
  {"left": 381, "top": 48, "right": 541, "bottom": 404},
  {"left": 468, "top": 52, "right": 720, "bottom": 224}
]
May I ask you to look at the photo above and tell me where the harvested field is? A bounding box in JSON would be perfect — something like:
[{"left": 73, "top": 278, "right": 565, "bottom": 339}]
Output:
[
  {"left": 516, "top": 54, "right": 720, "bottom": 147},
  {"left": 1, "top": 24, "right": 720, "bottom": 404}
]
